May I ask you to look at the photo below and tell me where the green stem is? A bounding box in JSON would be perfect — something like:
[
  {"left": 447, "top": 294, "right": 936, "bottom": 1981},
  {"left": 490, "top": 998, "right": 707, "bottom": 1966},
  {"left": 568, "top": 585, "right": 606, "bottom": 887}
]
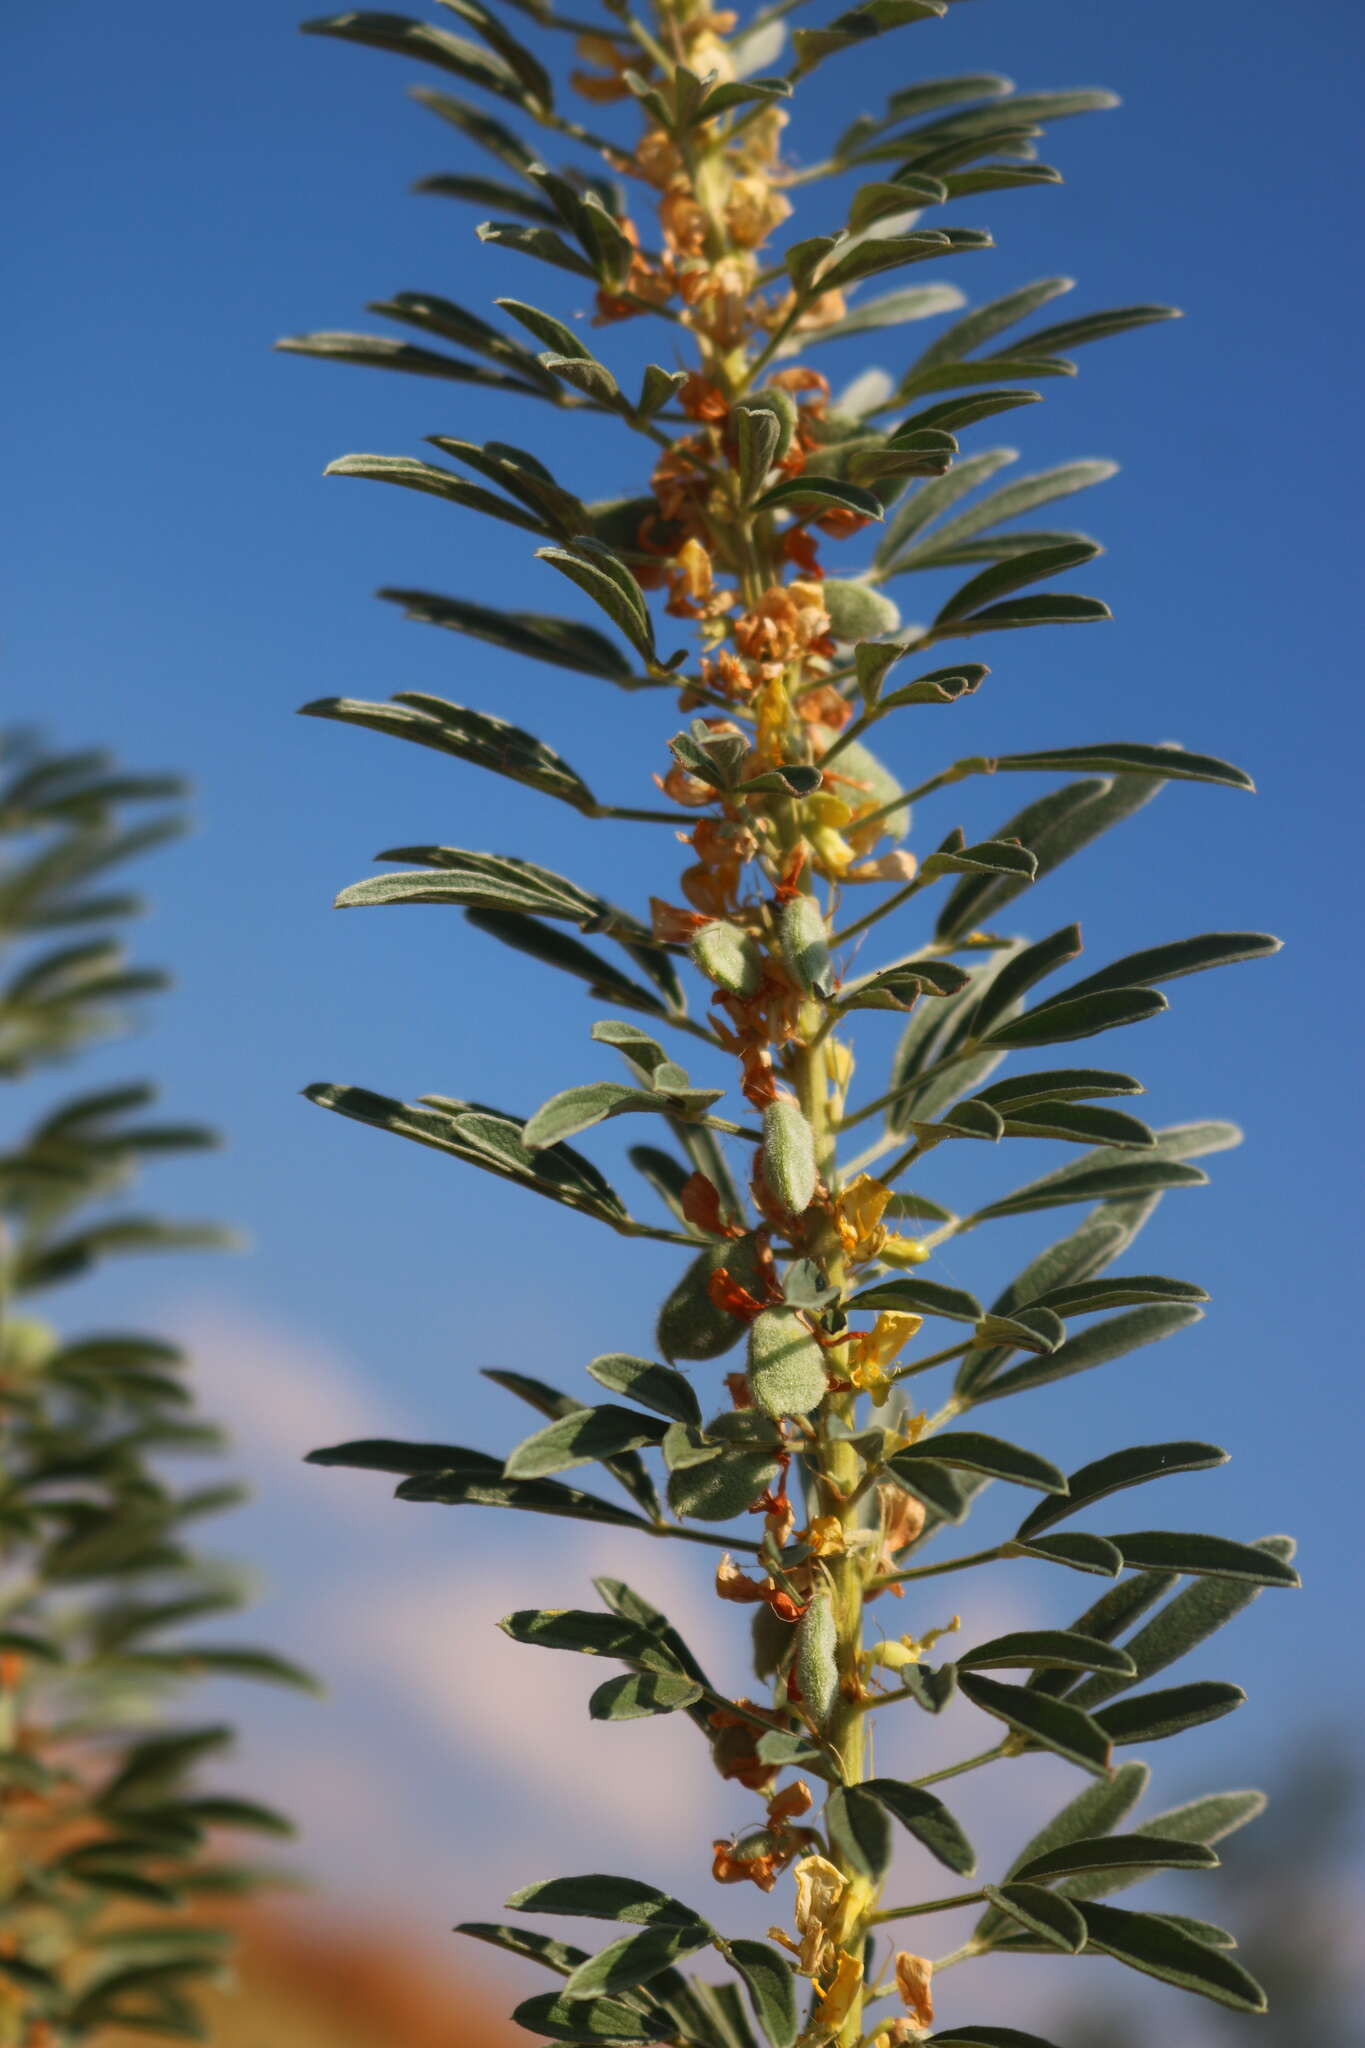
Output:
[
  {"left": 911, "top": 1742, "right": 1008, "bottom": 1789},
  {"left": 868, "top": 1890, "right": 985, "bottom": 1925},
  {"left": 871, "top": 1544, "right": 1005, "bottom": 1592}
]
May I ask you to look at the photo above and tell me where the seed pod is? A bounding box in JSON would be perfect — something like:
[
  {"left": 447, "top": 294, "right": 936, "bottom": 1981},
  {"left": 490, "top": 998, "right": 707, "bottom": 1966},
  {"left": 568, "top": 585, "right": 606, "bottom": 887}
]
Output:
[
  {"left": 795, "top": 1591, "right": 839, "bottom": 1727},
  {"left": 762, "top": 1099, "right": 818, "bottom": 1215},
  {"left": 779, "top": 893, "right": 834, "bottom": 998},
  {"left": 657, "top": 1233, "right": 765, "bottom": 1362},
  {"left": 747, "top": 1308, "right": 828, "bottom": 1417},
  {"left": 690, "top": 920, "right": 762, "bottom": 998},
  {"left": 820, "top": 579, "right": 902, "bottom": 645}
]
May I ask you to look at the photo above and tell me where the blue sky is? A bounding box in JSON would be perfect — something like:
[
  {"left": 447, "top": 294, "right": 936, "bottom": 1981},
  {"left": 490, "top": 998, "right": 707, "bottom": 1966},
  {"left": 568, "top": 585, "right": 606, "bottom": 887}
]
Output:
[{"left": 5, "top": 0, "right": 1363, "bottom": 2031}]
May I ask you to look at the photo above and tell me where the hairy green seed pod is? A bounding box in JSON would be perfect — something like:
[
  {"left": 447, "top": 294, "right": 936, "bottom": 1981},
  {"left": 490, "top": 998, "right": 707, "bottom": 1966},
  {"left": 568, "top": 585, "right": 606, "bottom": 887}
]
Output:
[
  {"left": 820, "top": 579, "right": 902, "bottom": 645},
  {"left": 657, "top": 1232, "right": 765, "bottom": 1362},
  {"left": 747, "top": 1307, "right": 828, "bottom": 1418},
  {"left": 795, "top": 1591, "right": 839, "bottom": 1727},
  {"left": 690, "top": 920, "right": 762, "bottom": 997},
  {"left": 762, "top": 1099, "right": 818, "bottom": 1215},
  {"left": 779, "top": 893, "right": 834, "bottom": 998}
]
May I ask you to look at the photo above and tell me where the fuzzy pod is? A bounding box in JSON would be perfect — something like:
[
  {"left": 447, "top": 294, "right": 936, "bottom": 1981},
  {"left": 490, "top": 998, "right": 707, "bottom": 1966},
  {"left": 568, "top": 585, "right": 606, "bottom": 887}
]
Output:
[
  {"left": 795, "top": 1592, "right": 840, "bottom": 1728},
  {"left": 656, "top": 1232, "right": 766, "bottom": 1362},
  {"left": 667, "top": 1448, "right": 780, "bottom": 1522},
  {"left": 690, "top": 920, "right": 763, "bottom": 998},
  {"left": 820, "top": 579, "right": 902, "bottom": 645},
  {"left": 747, "top": 1308, "right": 829, "bottom": 1418},
  {"left": 761, "top": 1099, "right": 818, "bottom": 1215},
  {"left": 734, "top": 386, "right": 798, "bottom": 461},
  {"left": 779, "top": 893, "right": 834, "bottom": 998}
]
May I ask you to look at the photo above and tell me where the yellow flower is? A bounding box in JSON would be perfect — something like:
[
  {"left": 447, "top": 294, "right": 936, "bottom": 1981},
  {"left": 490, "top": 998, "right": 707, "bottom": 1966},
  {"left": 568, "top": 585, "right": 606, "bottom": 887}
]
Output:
[
  {"left": 894, "top": 1952, "right": 934, "bottom": 2028},
  {"left": 770, "top": 1854, "right": 847, "bottom": 1977},
  {"left": 858, "top": 1311, "right": 924, "bottom": 1368},
  {"left": 802, "top": 1515, "right": 846, "bottom": 1557},
  {"left": 810, "top": 1950, "right": 864, "bottom": 2038},
  {"left": 833, "top": 1174, "right": 892, "bottom": 1262}
]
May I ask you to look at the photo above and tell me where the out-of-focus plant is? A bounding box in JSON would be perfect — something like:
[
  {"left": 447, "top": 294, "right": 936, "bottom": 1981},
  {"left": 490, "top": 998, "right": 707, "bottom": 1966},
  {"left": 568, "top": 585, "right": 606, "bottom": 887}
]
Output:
[
  {"left": 0, "top": 736, "right": 309, "bottom": 2045},
  {"left": 289, "top": 5, "right": 1296, "bottom": 2042}
]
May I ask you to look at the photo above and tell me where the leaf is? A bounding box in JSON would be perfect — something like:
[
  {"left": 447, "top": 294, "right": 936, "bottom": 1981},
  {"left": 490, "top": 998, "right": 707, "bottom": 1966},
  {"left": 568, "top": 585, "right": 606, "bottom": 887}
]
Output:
[
  {"left": 380, "top": 587, "right": 637, "bottom": 682},
  {"left": 1095, "top": 1680, "right": 1245, "bottom": 1745},
  {"left": 967, "top": 924, "right": 1082, "bottom": 1035},
  {"left": 934, "top": 541, "right": 1102, "bottom": 626},
  {"left": 513, "top": 1992, "right": 675, "bottom": 2041},
  {"left": 1076, "top": 1902, "right": 1266, "bottom": 2014},
  {"left": 275, "top": 328, "right": 547, "bottom": 392},
  {"left": 754, "top": 476, "right": 885, "bottom": 522},
  {"left": 1066, "top": 1538, "right": 1297, "bottom": 1715},
  {"left": 668, "top": 1447, "right": 780, "bottom": 1523},
  {"left": 820, "top": 228, "right": 991, "bottom": 296},
  {"left": 935, "top": 771, "right": 1163, "bottom": 943},
  {"left": 479, "top": 219, "right": 597, "bottom": 279},
  {"left": 974, "top": 1762, "right": 1149, "bottom": 1945},
  {"left": 305, "top": 1084, "right": 629, "bottom": 1225},
  {"left": 892, "top": 459, "right": 1117, "bottom": 568},
  {"left": 586, "top": 1356, "right": 701, "bottom": 1427},
  {"left": 507, "top": 1875, "right": 708, "bottom": 1929},
  {"left": 302, "top": 10, "right": 535, "bottom": 104},
  {"left": 324, "top": 452, "right": 554, "bottom": 533},
  {"left": 956, "top": 1631, "right": 1135, "bottom": 1677},
  {"left": 837, "top": 958, "right": 972, "bottom": 1014},
  {"left": 561, "top": 1923, "right": 714, "bottom": 2002},
  {"left": 971, "top": 1305, "right": 1205, "bottom": 1403},
  {"left": 927, "top": 2033, "right": 1065, "bottom": 2048},
  {"left": 538, "top": 542, "right": 658, "bottom": 665},
  {"left": 457, "top": 1924, "right": 590, "bottom": 1976},
  {"left": 1019, "top": 304, "right": 1182, "bottom": 353},
  {"left": 1035, "top": 931, "right": 1280, "bottom": 1008},
  {"left": 301, "top": 694, "right": 596, "bottom": 810},
  {"left": 1016, "top": 1441, "right": 1226, "bottom": 1540},
  {"left": 800, "top": 284, "right": 968, "bottom": 348},
  {"left": 504, "top": 1406, "right": 670, "bottom": 1480},
  {"left": 723, "top": 1941, "right": 797, "bottom": 2048},
  {"left": 1058, "top": 1790, "right": 1269, "bottom": 1905},
  {"left": 657, "top": 1235, "right": 767, "bottom": 1363},
  {"left": 850, "top": 1277, "right": 981, "bottom": 1321},
  {"left": 918, "top": 839, "right": 1039, "bottom": 882},
  {"left": 996, "top": 1101, "right": 1155, "bottom": 1148},
  {"left": 826, "top": 1784, "right": 893, "bottom": 1880},
  {"left": 858, "top": 1779, "right": 977, "bottom": 1876},
  {"left": 1009, "top": 1532, "right": 1123, "bottom": 1577},
  {"left": 467, "top": 911, "right": 672, "bottom": 1021},
  {"left": 390, "top": 1451, "right": 654, "bottom": 1531},
  {"left": 1015, "top": 1834, "right": 1219, "bottom": 1885},
  {"left": 991, "top": 743, "right": 1254, "bottom": 793},
  {"left": 524, "top": 1083, "right": 691, "bottom": 1149},
  {"left": 794, "top": 0, "right": 946, "bottom": 67},
  {"left": 968, "top": 1163, "right": 1207, "bottom": 1225},
  {"left": 337, "top": 848, "right": 603, "bottom": 923},
  {"left": 981, "top": 1884, "right": 1085, "bottom": 1953},
  {"left": 957, "top": 1674, "right": 1111, "bottom": 1774},
  {"left": 1108, "top": 1531, "right": 1301, "bottom": 1587},
  {"left": 980, "top": 987, "right": 1167, "bottom": 1049},
  {"left": 891, "top": 1433, "right": 1065, "bottom": 1495}
]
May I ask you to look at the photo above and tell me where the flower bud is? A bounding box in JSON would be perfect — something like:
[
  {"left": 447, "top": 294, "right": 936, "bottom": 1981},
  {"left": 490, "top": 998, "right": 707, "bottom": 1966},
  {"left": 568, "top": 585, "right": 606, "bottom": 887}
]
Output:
[
  {"left": 779, "top": 893, "right": 833, "bottom": 998},
  {"left": 747, "top": 1307, "right": 828, "bottom": 1418},
  {"left": 690, "top": 920, "right": 762, "bottom": 997},
  {"left": 762, "top": 1099, "right": 817, "bottom": 1215}
]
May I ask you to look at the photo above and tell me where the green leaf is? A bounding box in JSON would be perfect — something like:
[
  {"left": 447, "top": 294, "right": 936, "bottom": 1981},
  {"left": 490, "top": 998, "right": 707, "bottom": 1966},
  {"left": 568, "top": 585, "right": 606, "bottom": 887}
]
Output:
[
  {"left": 981, "top": 1884, "right": 1085, "bottom": 1953},
  {"left": 890, "top": 460, "right": 1117, "bottom": 569},
  {"left": 996, "top": 1101, "right": 1155, "bottom": 1148},
  {"left": 968, "top": 1163, "right": 1207, "bottom": 1225},
  {"left": 957, "top": 1674, "right": 1111, "bottom": 1774},
  {"left": 668, "top": 1447, "right": 781, "bottom": 1523},
  {"left": 934, "top": 541, "right": 1102, "bottom": 626},
  {"left": 585, "top": 1356, "right": 701, "bottom": 1426},
  {"left": 538, "top": 542, "right": 659, "bottom": 665},
  {"left": 967, "top": 924, "right": 1081, "bottom": 1034},
  {"left": 483, "top": 1368, "right": 664, "bottom": 1521},
  {"left": 849, "top": 1277, "right": 981, "bottom": 1321},
  {"left": 275, "top": 327, "right": 548, "bottom": 391},
  {"left": 657, "top": 1236, "right": 767, "bottom": 1363},
  {"left": 336, "top": 848, "right": 606, "bottom": 923},
  {"left": 819, "top": 229, "right": 991, "bottom": 297},
  {"left": 1015, "top": 1834, "right": 1218, "bottom": 1886},
  {"left": 957, "top": 1631, "right": 1135, "bottom": 1677},
  {"left": 478, "top": 219, "right": 597, "bottom": 279},
  {"left": 302, "top": 10, "right": 536, "bottom": 104},
  {"left": 301, "top": 694, "right": 597, "bottom": 810},
  {"left": 928, "top": 2032, "right": 1064, "bottom": 2048},
  {"left": 979, "top": 987, "right": 1167, "bottom": 1049},
  {"left": 1008, "top": 1532, "right": 1123, "bottom": 1577},
  {"left": 1109, "top": 1531, "right": 1301, "bottom": 1587},
  {"left": 1095, "top": 1680, "right": 1245, "bottom": 1745},
  {"left": 1066, "top": 1538, "right": 1296, "bottom": 1715},
  {"left": 858, "top": 1778, "right": 977, "bottom": 1876},
  {"left": 940, "top": 592, "right": 1112, "bottom": 634},
  {"left": 1035, "top": 931, "right": 1280, "bottom": 1008},
  {"left": 323, "top": 452, "right": 554, "bottom": 533},
  {"left": 918, "top": 839, "right": 1039, "bottom": 883},
  {"left": 826, "top": 1784, "right": 893, "bottom": 1880},
  {"left": 379, "top": 587, "right": 637, "bottom": 682},
  {"left": 305, "top": 1084, "right": 629, "bottom": 1225},
  {"left": 837, "top": 958, "right": 972, "bottom": 1015},
  {"left": 799, "top": 284, "right": 968, "bottom": 348},
  {"left": 458, "top": 1924, "right": 590, "bottom": 1976},
  {"left": 1016, "top": 1441, "right": 1226, "bottom": 1540},
  {"left": 754, "top": 476, "right": 885, "bottom": 522},
  {"left": 794, "top": 0, "right": 946, "bottom": 67},
  {"left": 588, "top": 1672, "right": 703, "bottom": 1722},
  {"left": 386, "top": 1448, "right": 652, "bottom": 1529},
  {"left": 507, "top": 1874, "right": 708, "bottom": 1929},
  {"left": 500, "top": 1609, "right": 684, "bottom": 1674},
  {"left": 416, "top": 171, "right": 562, "bottom": 223},
  {"left": 1019, "top": 304, "right": 1182, "bottom": 354},
  {"left": 513, "top": 1991, "right": 674, "bottom": 2041},
  {"left": 723, "top": 1940, "right": 797, "bottom": 2048},
  {"left": 523, "top": 1083, "right": 703, "bottom": 1149},
  {"left": 990, "top": 743, "right": 1254, "bottom": 792},
  {"left": 890, "top": 1433, "right": 1065, "bottom": 1495},
  {"left": 561, "top": 1922, "right": 713, "bottom": 2002},
  {"left": 1058, "top": 1790, "right": 1268, "bottom": 1904},
  {"left": 1076, "top": 1902, "right": 1266, "bottom": 2014},
  {"left": 971, "top": 1304, "right": 1205, "bottom": 1403},
  {"left": 467, "top": 910, "right": 673, "bottom": 1021},
  {"left": 974, "top": 1764, "right": 1149, "bottom": 1945},
  {"left": 504, "top": 1406, "right": 669, "bottom": 1480}
]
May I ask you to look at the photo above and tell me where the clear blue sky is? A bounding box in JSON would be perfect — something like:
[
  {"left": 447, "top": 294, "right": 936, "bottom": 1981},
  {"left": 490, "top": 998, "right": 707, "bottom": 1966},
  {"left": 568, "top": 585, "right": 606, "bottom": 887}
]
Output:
[{"left": 5, "top": 0, "right": 1363, "bottom": 2015}]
